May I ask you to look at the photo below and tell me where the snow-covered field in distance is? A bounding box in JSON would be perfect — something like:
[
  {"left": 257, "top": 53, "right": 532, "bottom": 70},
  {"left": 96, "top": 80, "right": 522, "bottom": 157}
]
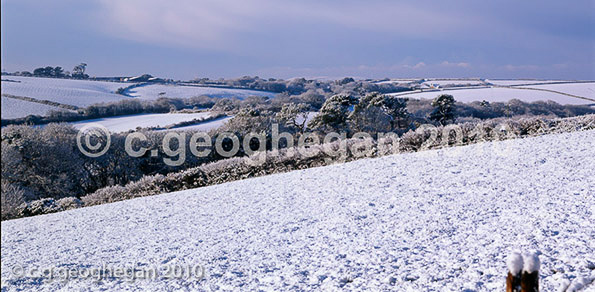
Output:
[
  {"left": 378, "top": 78, "right": 593, "bottom": 88},
  {"left": 1, "top": 96, "right": 73, "bottom": 119},
  {"left": 2, "top": 130, "right": 594, "bottom": 291},
  {"left": 128, "top": 84, "right": 275, "bottom": 100},
  {"left": 1, "top": 76, "right": 128, "bottom": 107},
  {"left": 69, "top": 112, "right": 213, "bottom": 133},
  {"left": 486, "top": 79, "right": 574, "bottom": 86},
  {"left": 0, "top": 76, "right": 277, "bottom": 119},
  {"left": 422, "top": 79, "right": 486, "bottom": 87},
  {"left": 526, "top": 82, "right": 595, "bottom": 98},
  {"left": 375, "top": 78, "right": 421, "bottom": 84},
  {"left": 391, "top": 85, "right": 594, "bottom": 105},
  {"left": 159, "top": 116, "right": 232, "bottom": 132}
]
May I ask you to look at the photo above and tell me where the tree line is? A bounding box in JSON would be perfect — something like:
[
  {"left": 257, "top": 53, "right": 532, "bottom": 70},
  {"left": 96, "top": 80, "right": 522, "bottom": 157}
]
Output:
[{"left": 9, "top": 63, "right": 89, "bottom": 79}]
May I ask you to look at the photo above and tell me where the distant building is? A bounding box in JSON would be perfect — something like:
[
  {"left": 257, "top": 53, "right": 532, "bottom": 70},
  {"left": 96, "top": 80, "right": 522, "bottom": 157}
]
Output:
[
  {"left": 125, "top": 74, "right": 154, "bottom": 82},
  {"left": 92, "top": 76, "right": 130, "bottom": 82}
]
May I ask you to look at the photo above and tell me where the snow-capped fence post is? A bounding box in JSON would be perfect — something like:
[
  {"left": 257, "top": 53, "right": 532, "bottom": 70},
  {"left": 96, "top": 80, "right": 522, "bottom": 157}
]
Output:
[
  {"left": 506, "top": 251, "right": 540, "bottom": 292},
  {"left": 521, "top": 252, "right": 540, "bottom": 292},
  {"left": 507, "top": 252, "right": 523, "bottom": 292}
]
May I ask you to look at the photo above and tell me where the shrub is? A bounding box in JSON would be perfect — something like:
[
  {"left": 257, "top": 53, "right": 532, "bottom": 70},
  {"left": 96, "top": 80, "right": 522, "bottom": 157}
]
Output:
[
  {"left": 1, "top": 181, "right": 30, "bottom": 220},
  {"left": 1, "top": 124, "right": 90, "bottom": 200},
  {"left": 16, "top": 197, "right": 83, "bottom": 218},
  {"left": 222, "top": 108, "right": 275, "bottom": 135}
]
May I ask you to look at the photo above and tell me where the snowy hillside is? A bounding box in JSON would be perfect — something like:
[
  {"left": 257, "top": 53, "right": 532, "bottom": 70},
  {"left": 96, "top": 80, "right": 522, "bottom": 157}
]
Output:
[
  {"left": 487, "top": 79, "right": 570, "bottom": 86},
  {"left": 157, "top": 116, "right": 233, "bottom": 132},
  {"left": 0, "top": 77, "right": 275, "bottom": 119},
  {"left": 1, "top": 76, "right": 128, "bottom": 107},
  {"left": 70, "top": 112, "right": 213, "bottom": 133},
  {"left": 2, "top": 130, "right": 594, "bottom": 291},
  {"left": 526, "top": 82, "right": 595, "bottom": 98},
  {"left": 127, "top": 84, "right": 275, "bottom": 100},
  {"left": 423, "top": 79, "right": 486, "bottom": 87},
  {"left": 1, "top": 96, "right": 73, "bottom": 119},
  {"left": 391, "top": 84, "right": 595, "bottom": 105}
]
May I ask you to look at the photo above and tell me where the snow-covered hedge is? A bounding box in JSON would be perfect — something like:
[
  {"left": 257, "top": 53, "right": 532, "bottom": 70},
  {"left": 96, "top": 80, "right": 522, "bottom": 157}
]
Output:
[
  {"left": 3, "top": 114, "right": 593, "bottom": 219},
  {"left": 16, "top": 197, "right": 83, "bottom": 217}
]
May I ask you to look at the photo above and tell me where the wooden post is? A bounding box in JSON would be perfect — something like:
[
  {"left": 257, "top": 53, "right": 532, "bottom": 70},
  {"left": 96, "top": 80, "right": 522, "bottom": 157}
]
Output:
[
  {"left": 521, "top": 270, "right": 539, "bottom": 292},
  {"left": 507, "top": 252, "right": 523, "bottom": 292},
  {"left": 520, "top": 252, "right": 540, "bottom": 292},
  {"left": 506, "top": 271, "right": 522, "bottom": 292},
  {"left": 506, "top": 251, "right": 539, "bottom": 292}
]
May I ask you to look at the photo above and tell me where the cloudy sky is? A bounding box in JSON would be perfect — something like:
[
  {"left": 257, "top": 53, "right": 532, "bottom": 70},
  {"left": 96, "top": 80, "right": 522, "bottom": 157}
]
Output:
[{"left": 1, "top": 0, "right": 594, "bottom": 80}]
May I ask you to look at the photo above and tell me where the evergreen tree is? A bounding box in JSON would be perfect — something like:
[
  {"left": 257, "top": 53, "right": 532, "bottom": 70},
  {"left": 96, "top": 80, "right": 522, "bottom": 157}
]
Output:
[
  {"left": 72, "top": 63, "right": 88, "bottom": 79},
  {"left": 349, "top": 92, "right": 409, "bottom": 131},
  {"left": 308, "top": 94, "right": 358, "bottom": 132},
  {"left": 370, "top": 93, "right": 409, "bottom": 129},
  {"left": 429, "top": 94, "right": 456, "bottom": 125}
]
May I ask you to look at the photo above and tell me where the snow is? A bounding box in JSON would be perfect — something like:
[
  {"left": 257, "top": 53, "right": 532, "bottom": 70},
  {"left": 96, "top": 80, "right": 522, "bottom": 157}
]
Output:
[
  {"left": 1, "top": 96, "right": 73, "bottom": 119},
  {"left": 564, "top": 276, "right": 595, "bottom": 292},
  {"left": 522, "top": 252, "right": 541, "bottom": 273},
  {"left": 422, "top": 79, "right": 486, "bottom": 87},
  {"left": 295, "top": 112, "right": 319, "bottom": 128},
  {"left": 128, "top": 84, "right": 276, "bottom": 100},
  {"left": 523, "top": 82, "right": 595, "bottom": 99},
  {"left": 391, "top": 87, "right": 593, "bottom": 105},
  {"left": 158, "top": 116, "right": 233, "bottom": 132},
  {"left": 69, "top": 112, "right": 212, "bottom": 133},
  {"left": 1, "top": 76, "right": 129, "bottom": 107},
  {"left": 507, "top": 252, "right": 523, "bottom": 275},
  {"left": 376, "top": 79, "right": 486, "bottom": 87},
  {"left": 374, "top": 79, "right": 420, "bottom": 85},
  {"left": 486, "top": 80, "right": 570, "bottom": 86},
  {"left": 0, "top": 77, "right": 277, "bottom": 114},
  {"left": 2, "top": 130, "right": 595, "bottom": 291}
]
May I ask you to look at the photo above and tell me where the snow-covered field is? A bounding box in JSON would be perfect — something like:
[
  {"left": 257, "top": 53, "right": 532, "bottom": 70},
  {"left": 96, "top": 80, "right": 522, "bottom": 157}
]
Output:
[
  {"left": 2, "top": 130, "right": 594, "bottom": 291},
  {"left": 1, "top": 96, "right": 72, "bottom": 119},
  {"left": 422, "top": 79, "right": 486, "bottom": 88},
  {"left": 375, "top": 79, "right": 421, "bottom": 85},
  {"left": 524, "top": 82, "right": 595, "bottom": 98},
  {"left": 70, "top": 112, "right": 213, "bottom": 133},
  {"left": 376, "top": 79, "right": 595, "bottom": 102},
  {"left": 487, "top": 80, "right": 572, "bottom": 86},
  {"left": 161, "top": 116, "right": 232, "bottom": 132},
  {"left": 392, "top": 87, "right": 594, "bottom": 105},
  {"left": 0, "top": 77, "right": 276, "bottom": 120},
  {"left": 128, "top": 84, "right": 275, "bottom": 100},
  {"left": 1, "top": 76, "right": 128, "bottom": 107}
]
